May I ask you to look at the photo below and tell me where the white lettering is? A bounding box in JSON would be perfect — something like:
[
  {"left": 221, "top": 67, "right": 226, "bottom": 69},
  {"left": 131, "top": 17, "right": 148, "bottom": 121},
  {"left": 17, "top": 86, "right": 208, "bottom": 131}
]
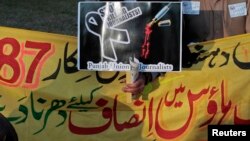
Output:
[
  {"left": 139, "top": 62, "right": 173, "bottom": 72},
  {"left": 212, "top": 129, "right": 219, "bottom": 136},
  {"left": 211, "top": 128, "right": 247, "bottom": 137}
]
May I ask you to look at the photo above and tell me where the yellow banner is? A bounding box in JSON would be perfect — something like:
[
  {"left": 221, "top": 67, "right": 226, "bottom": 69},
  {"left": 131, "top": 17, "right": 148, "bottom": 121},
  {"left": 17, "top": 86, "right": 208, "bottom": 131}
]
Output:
[{"left": 0, "top": 26, "right": 249, "bottom": 141}]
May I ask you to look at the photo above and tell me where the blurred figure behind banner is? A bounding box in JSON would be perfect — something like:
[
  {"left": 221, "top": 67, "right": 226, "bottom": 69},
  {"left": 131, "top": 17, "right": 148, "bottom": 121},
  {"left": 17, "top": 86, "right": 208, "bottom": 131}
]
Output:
[
  {"left": 0, "top": 114, "right": 18, "bottom": 141},
  {"left": 182, "top": 0, "right": 250, "bottom": 67},
  {"left": 123, "top": 0, "right": 250, "bottom": 96}
]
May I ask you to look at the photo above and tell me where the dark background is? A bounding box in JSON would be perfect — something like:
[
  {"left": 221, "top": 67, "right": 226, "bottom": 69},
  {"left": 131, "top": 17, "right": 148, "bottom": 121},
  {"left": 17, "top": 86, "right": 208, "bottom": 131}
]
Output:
[{"left": 0, "top": 0, "right": 82, "bottom": 36}]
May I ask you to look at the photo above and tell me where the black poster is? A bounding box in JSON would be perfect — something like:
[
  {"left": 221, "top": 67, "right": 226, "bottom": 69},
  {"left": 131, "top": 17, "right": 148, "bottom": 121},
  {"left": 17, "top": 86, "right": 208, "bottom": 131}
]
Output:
[{"left": 78, "top": 2, "right": 182, "bottom": 72}]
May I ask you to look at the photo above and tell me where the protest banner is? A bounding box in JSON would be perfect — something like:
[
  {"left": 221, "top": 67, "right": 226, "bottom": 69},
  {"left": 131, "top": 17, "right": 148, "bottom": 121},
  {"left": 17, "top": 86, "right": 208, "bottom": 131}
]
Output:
[{"left": 0, "top": 26, "right": 249, "bottom": 141}]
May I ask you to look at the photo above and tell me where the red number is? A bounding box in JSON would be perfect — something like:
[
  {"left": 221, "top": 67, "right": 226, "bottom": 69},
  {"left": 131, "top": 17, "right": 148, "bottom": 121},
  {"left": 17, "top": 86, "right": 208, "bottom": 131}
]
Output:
[
  {"left": 0, "top": 37, "right": 53, "bottom": 88},
  {"left": 0, "top": 38, "right": 21, "bottom": 84},
  {"left": 25, "top": 41, "right": 51, "bottom": 84}
]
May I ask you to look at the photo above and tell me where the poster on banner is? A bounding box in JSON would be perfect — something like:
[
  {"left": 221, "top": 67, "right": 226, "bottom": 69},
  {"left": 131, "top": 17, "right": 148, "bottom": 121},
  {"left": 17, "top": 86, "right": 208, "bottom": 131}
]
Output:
[{"left": 77, "top": 2, "right": 182, "bottom": 72}]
